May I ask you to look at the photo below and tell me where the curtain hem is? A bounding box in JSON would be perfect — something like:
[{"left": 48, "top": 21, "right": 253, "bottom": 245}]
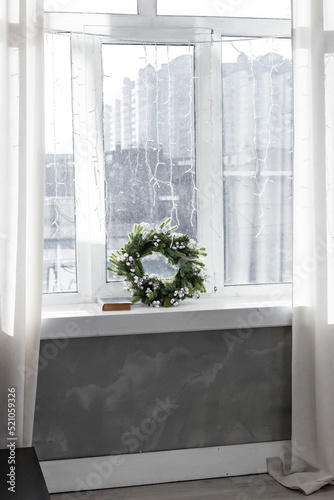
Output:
[{"left": 267, "top": 457, "right": 334, "bottom": 495}]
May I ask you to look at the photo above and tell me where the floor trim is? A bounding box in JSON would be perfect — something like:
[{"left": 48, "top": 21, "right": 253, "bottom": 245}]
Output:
[{"left": 40, "top": 440, "right": 290, "bottom": 494}]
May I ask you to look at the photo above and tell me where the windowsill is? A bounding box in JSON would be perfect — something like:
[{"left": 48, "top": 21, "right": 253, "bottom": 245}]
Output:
[{"left": 41, "top": 295, "right": 292, "bottom": 339}]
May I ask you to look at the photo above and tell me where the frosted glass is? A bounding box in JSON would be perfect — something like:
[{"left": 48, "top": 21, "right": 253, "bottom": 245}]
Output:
[
  {"left": 43, "top": 35, "right": 77, "bottom": 293},
  {"left": 222, "top": 38, "right": 293, "bottom": 285},
  {"left": 158, "top": 0, "right": 291, "bottom": 19},
  {"left": 44, "top": 0, "right": 137, "bottom": 15}
]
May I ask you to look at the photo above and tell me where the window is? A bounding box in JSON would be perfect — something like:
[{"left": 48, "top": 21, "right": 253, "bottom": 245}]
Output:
[
  {"left": 157, "top": 0, "right": 291, "bottom": 19},
  {"left": 102, "top": 44, "right": 196, "bottom": 281},
  {"left": 222, "top": 38, "right": 292, "bottom": 285},
  {"left": 43, "top": 1, "right": 292, "bottom": 303},
  {"left": 44, "top": 34, "right": 77, "bottom": 293},
  {"left": 44, "top": 0, "right": 137, "bottom": 14}
]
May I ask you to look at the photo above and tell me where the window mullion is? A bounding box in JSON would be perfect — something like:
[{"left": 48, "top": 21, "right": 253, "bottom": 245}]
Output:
[
  {"left": 45, "top": 12, "right": 290, "bottom": 39},
  {"left": 195, "top": 35, "right": 224, "bottom": 295},
  {"left": 138, "top": 0, "right": 157, "bottom": 17},
  {"left": 85, "top": 37, "right": 107, "bottom": 298}
]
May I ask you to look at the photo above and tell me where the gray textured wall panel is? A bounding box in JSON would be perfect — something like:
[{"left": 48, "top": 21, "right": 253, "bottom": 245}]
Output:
[{"left": 33, "top": 327, "right": 291, "bottom": 461}]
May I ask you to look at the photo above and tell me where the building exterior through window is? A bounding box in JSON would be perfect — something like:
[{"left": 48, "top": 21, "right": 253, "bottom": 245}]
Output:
[{"left": 43, "top": 2, "right": 292, "bottom": 300}]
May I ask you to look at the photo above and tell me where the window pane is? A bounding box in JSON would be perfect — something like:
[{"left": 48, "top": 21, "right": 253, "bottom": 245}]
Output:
[
  {"left": 222, "top": 38, "right": 293, "bottom": 285},
  {"left": 44, "top": 34, "right": 77, "bottom": 293},
  {"left": 44, "top": 0, "right": 137, "bottom": 14},
  {"left": 102, "top": 44, "right": 196, "bottom": 280},
  {"left": 158, "top": 0, "right": 291, "bottom": 19}
]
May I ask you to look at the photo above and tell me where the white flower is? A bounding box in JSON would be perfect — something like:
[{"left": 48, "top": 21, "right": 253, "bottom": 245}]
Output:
[
  {"left": 141, "top": 223, "right": 152, "bottom": 235},
  {"left": 173, "top": 301, "right": 179, "bottom": 306}
]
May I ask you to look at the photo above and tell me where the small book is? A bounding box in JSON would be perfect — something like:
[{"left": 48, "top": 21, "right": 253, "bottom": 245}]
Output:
[{"left": 98, "top": 297, "right": 132, "bottom": 311}]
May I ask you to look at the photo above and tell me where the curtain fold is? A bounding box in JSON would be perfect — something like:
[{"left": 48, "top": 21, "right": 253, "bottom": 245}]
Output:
[
  {"left": 0, "top": 0, "right": 44, "bottom": 448},
  {"left": 267, "top": 0, "right": 334, "bottom": 494}
]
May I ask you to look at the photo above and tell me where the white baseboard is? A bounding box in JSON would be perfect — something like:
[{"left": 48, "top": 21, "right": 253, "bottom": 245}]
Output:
[{"left": 40, "top": 440, "right": 290, "bottom": 494}]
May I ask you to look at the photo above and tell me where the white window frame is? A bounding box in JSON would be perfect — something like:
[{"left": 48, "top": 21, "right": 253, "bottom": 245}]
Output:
[{"left": 43, "top": 0, "right": 292, "bottom": 308}]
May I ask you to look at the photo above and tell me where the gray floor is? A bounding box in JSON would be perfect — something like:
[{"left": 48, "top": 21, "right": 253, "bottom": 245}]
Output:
[{"left": 50, "top": 474, "right": 334, "bottom": 499}]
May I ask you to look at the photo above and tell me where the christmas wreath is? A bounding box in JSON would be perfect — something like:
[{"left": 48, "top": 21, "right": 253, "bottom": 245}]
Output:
[{"left": 108, "top": 219, "right": 207, "bottom": 307}]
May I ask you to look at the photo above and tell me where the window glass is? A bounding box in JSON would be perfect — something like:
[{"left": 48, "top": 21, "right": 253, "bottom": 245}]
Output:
[
  {"left": 157, "top": 0, "right": 291, "bottom": 19},
  {"left": 222, "top": 38, "right": 293, "bottom": 285},
  {"left": 102, "top": 44, "right": 196, "bottom": 280},
  {"left": 44, "top": 34, "right": 77, "bottom": 293},
  {"left": 44, "top": 0, "right": 137, "bottom": 15}
]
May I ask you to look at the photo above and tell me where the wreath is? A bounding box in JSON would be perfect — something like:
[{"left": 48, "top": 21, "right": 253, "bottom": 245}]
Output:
[{"left": 108, "top": 219, "right": 207, "bottom": 307}]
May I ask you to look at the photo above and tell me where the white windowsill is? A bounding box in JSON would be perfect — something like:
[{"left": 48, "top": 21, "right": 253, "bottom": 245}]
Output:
[{"left": 41, "top": 296, "right": 292, "bottom": 339}]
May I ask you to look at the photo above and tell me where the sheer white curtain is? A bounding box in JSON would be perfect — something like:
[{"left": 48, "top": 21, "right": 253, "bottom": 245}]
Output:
[
  {"left": 267, "top": 0, "right": 334, "bottom": 494},
  {"left": 0, "top": 0, "right": 44, "bottom": 448}
]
